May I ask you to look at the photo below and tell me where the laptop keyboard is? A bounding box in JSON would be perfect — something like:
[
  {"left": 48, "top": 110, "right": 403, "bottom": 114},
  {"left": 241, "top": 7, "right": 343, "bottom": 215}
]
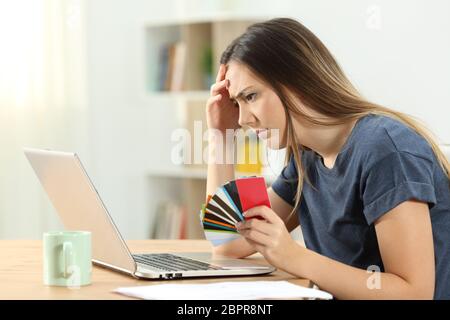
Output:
[{"left": 132, "top": 253, "right": 223, "bottom": 272}]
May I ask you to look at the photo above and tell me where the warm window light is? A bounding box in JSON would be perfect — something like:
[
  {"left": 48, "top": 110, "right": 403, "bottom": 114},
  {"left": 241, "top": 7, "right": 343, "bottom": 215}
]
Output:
[
  {"left": 0, "top": 0, "right": 84, "bottom": 110},
  {"left": 0, "top": 1, "right": 45, "bottom": 108}
]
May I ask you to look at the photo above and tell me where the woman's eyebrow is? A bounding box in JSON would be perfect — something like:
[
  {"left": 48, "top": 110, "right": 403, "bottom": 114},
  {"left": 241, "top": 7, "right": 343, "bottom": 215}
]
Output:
[{"left": 229, "top": 85, "right": 254, "bottom": 100}]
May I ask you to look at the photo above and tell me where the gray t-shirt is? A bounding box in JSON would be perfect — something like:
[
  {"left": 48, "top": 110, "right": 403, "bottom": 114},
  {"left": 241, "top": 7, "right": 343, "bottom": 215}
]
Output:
[{"left": 271, "top": 114, "right": 450, "bottom": 299}]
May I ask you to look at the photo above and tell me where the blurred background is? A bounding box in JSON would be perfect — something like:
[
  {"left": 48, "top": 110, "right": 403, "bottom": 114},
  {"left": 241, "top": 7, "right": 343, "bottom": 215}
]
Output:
[{"left": 0, "top": 0, "right": 449, "bottom": 240}]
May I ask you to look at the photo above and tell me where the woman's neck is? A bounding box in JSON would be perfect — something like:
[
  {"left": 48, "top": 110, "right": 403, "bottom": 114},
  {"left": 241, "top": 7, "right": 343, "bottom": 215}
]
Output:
[{"left": 293, "top": 116, "right": 358, "bottom": 165}]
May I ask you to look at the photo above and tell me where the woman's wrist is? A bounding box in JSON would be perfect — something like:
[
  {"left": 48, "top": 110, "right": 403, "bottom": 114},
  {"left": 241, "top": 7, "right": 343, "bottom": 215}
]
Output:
[
  {"left": 276, "top": 240, "right": 310, "bottom": 278},
  {"left": 207, "top": 129, "right": 236, "bottom": 165}
]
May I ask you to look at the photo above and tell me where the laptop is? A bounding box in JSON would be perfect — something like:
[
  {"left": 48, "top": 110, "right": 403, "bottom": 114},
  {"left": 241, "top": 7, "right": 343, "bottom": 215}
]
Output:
[{"left": 24, "top": 148, "right": 276, "bottom": 279}]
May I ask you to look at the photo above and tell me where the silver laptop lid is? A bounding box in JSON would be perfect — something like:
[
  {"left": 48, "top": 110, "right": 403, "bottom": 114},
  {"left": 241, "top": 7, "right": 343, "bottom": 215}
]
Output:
[{"left": 24, "top": 148, "right": 136, "bottom": 275}]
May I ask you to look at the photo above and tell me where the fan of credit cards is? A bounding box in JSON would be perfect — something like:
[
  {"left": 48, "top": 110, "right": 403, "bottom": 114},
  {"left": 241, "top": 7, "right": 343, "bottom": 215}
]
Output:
[{"left": 199, "top": 176, "right": 271, "bottom": 246}]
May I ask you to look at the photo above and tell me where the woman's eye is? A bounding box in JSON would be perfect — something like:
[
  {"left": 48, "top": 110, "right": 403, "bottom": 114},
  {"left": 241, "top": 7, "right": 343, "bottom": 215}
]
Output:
[{"left": 245, "top": 93, "right": 257, "bottom": 102}]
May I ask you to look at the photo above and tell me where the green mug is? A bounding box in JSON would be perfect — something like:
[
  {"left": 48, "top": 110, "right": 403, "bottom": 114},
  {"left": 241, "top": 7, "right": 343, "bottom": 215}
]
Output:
[{"left": 43, "top": 231, "right": 92, "bottom": 287}]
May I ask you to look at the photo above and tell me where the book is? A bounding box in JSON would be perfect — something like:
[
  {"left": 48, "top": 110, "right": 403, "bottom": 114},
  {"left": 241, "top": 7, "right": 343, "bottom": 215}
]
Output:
[
  {"left": 157, "top": 44, "right": 170, "bottom": 91},
  {"left": 170, "top": 42, "right": 187, "bottom": 91},
  {"left": 156, "top": 41, "right": 187, "bottom": 92}
]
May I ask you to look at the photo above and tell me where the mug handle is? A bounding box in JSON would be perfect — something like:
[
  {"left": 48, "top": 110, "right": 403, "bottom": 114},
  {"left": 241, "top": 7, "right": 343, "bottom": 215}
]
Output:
[{"left": 62, "top": 242, "right": 73, "bottom": 278}]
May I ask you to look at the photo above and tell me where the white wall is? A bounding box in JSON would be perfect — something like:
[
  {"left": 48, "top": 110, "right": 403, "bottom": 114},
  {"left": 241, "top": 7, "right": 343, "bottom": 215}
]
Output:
[{"left": 294, "top": 0, "right": 450, "bottom": 143}]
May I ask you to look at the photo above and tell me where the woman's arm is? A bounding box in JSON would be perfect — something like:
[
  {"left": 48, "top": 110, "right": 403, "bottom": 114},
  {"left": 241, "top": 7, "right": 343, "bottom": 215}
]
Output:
[
  {"left": 205, "top": 64, "right": 237, "bottom": 196},
  {"left": 205, "top": 65, "right": 250, "bottom": 257},
  {"left": 205, "top": 131, "right": 235, "bottom": 196},
  {"left": 238, "top": 200, "right": 435, "bottom": 299},
  {"left": 206, "top": 131, "right": 252, "bottom": 258}
]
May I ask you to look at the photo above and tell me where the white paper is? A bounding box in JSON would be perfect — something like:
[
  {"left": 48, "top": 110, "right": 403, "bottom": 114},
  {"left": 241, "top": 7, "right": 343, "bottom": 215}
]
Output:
[{"left": 113, "top": 281, "right": 333, "bottom": 300}]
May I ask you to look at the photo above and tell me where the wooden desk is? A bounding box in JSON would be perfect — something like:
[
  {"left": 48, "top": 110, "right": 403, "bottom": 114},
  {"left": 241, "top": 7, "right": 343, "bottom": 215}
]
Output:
[{"left": 0, "top": 240, "right": 312, "bottom": 300}]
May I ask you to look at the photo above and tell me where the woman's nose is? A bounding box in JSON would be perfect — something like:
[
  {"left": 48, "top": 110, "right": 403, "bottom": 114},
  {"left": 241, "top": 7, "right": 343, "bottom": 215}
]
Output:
[{"left": 238, "top": 108, "right": 255, "bottom": 127}]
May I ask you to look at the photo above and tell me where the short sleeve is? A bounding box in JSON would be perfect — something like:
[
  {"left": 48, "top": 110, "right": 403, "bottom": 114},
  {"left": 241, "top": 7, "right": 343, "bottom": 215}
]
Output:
[
  {"left": 271, "top": 156, "right": 298, "bottom": 207},
  {"left": 362, "top": 151, "right": 437, "bottom": 225}
]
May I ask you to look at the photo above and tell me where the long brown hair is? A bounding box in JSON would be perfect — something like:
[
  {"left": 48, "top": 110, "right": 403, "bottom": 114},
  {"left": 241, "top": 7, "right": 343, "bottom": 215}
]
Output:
[{"left": 220, "top": 17, "right": 450, "bottom": 216}]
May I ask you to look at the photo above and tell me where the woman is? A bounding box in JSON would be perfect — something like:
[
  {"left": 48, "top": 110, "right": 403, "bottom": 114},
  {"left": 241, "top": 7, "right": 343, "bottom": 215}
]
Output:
[{"left": 205, "top": 18, "right": 450, "bottom": 299}]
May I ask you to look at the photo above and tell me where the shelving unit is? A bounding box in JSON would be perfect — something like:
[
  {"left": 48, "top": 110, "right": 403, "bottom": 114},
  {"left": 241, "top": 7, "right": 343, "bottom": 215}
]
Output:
[{"left": 145, "top": 17, "right": 260, "bottom": 93}]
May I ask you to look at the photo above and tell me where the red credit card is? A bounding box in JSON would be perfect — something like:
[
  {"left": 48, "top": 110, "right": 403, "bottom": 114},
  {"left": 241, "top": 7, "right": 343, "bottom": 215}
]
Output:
[{"left": 235, "top": 177, "right": 271, "bottom": 220}]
